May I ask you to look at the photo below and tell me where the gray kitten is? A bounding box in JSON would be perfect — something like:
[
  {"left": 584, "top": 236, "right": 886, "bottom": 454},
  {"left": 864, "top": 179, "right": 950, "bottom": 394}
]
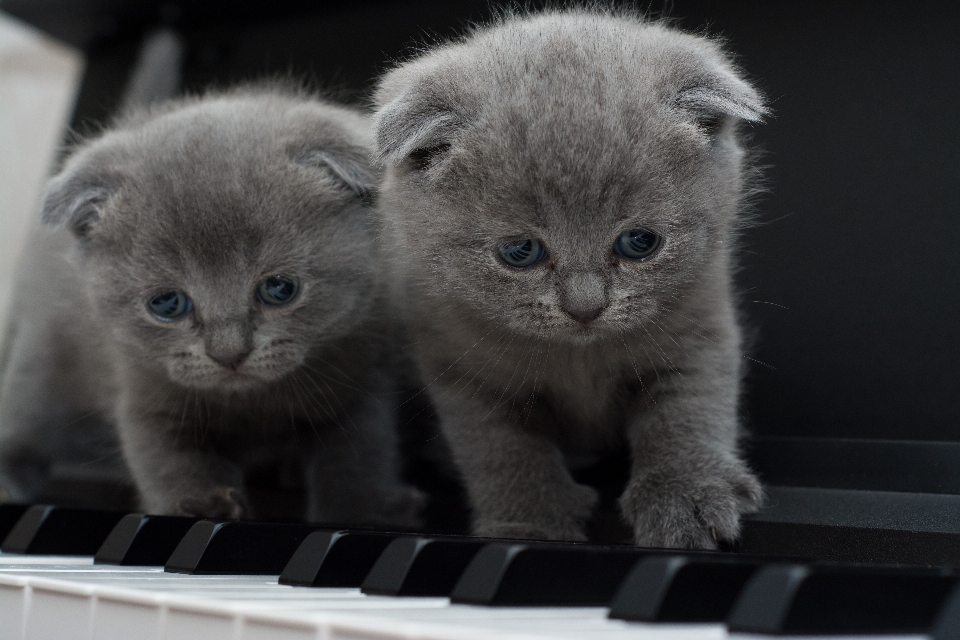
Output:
[
  {"left": 0, "top": 88, "right": 421, "bottom": 525},
  {"left": 373, "top": 10, "right": 767, "bottom": 548}
]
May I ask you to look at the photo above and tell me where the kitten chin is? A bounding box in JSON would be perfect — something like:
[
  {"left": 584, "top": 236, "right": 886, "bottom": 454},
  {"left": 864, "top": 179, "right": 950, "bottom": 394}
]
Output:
[
  {"left": 0, "top": 87, "right": 422, "bottom": 528},
  {"left": 375, "top": 9, "right": 766, "bottom": 548}
]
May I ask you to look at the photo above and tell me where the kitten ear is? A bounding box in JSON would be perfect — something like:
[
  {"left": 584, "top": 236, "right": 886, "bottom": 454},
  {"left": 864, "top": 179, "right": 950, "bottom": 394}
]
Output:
[
  {"left": 673, "top": 79, "right": 769, "bottom": 127},
  {"left": 373, "top": 92, "right": 465, "bottom": 166},
  {"left": 300, "top": 149, "right": 378, "bottom": 200},
  {"left": 41, "top": 172, "right": 113, "bottom": 239}
]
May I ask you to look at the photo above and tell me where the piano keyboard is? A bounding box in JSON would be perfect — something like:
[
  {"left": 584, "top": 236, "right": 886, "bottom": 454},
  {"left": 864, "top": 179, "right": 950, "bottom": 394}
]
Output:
[{"left": 0, "top": 504, "right": 956, "bottom": 640}]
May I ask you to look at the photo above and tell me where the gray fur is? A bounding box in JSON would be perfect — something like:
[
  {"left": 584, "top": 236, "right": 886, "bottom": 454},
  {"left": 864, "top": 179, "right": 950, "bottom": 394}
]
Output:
[
  {"left": 373, "top": 10, "right": 766, "bottom": 548},
  {"left": 0, "top": 89, "right": 421, "bottom": 525}
]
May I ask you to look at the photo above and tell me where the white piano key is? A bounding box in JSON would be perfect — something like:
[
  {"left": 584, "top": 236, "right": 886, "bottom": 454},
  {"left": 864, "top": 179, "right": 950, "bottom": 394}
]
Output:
[
  {"left": 240, "top": 618, "right": 320, "bottom": 640},
  {"left": 93, "top": 592, "right": 162, "bottom": 640},
  {"left": 163, "top": 599, "right": 239, "bottom": 640},
  {"left": 26, "top": 579, "right": 93, "bottom": 640},
  {"left": 0, "top": 554, "right": 94, "bottom": 565},
  {"left": 0, "top": 575, "right": 27, "bottom": 640}
]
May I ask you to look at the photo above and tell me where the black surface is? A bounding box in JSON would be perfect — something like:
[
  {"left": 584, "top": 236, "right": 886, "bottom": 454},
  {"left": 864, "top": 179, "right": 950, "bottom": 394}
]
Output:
[
  {"left": 5, "top": 0, "right": 959, "bottom": 449},
  {"left": 165, "top": 520, "right": 320, "bottom": 574},
  {"left": 749, "top": 437, "right": 960, "bottom": 495},
  {"left": 95, "top": 514, "right": 198, "bottom": 565},
  {"left": 728, "top": 564, "right": 958, "bottom": 635},
  {"left": 609, "top": 555, "right": 764, "bottom": 622},
  {"left": 450, "top": 543, "right": 649, "bottom": 606},
  {"left": 931, "top": 584, "right": 960, "bottom": 640},
  {"left": 0, "top": 504, "right": 30, "bottom": 542},
  {"left": 739, "top": 485, "right": 960, "bottom": 566},
  {"left": 1, "top": 505, "right": 126, "bottom": 555},
  {"left": 361, "top": 537, "right": 488, "bottom": 597},
  {"left": 279, "top": 530, "right": 401, "bottom": 587}
]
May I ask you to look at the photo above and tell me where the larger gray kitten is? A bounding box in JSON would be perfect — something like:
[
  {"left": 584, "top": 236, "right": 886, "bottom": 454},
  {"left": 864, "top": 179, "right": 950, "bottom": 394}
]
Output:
[
  {"left": 0, "top": 89, "right": 421, "bottom": 525},
  {"left": 373, "top": 10, "right": 767, "bottom": 548}
]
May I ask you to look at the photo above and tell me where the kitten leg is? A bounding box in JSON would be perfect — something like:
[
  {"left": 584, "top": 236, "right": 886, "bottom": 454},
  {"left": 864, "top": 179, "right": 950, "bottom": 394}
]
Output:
[
  {"left": 619, "top": 353, "right": 762, "bottom": 549},
  {"left": 116, "top": 395, "right": 249, "bottom": 518},
  {"left": 304, "top": 393, "right": 424, "bottom": 528},
  {"left": 433, "top": 388, "right": 598, "bottom": 541},
  {"left": 0, "top": 333, "right": 64, "bottom": 502}
]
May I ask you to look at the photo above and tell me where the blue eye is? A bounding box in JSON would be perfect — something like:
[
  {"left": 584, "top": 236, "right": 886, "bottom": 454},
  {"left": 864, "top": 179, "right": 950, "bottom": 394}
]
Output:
[
  {"left": 615, "top": 229, "right": 662, "bottom": 260},
  {"left": 258, "top": 275, "right": 299, "bottom": 306},
  {"left": 148, "top": 291, "right": 191, "bottom": 320},
  {"left": 498, "top": 239, "right": 545, "bottom": 268}
]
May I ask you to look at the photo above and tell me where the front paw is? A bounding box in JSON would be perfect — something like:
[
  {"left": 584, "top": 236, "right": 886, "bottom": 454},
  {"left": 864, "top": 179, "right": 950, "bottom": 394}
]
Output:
[
  {"left": 375, "top": 486, "right": 428, "bottom": 528},
  {"left": 176, "top": 486, "right": 250, "bottom": 519},
  {"left": 473, "top": 482, "right": 598, "bottom": 542},
  {"left": 620, "top": 460, "right": 762, "bottom": 549}
]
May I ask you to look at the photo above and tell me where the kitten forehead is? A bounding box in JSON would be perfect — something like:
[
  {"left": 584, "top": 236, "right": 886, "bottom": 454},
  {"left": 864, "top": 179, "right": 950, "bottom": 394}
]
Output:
[
  {"left": 375, "top": 11, "right": 763, "bottom": 235},
  {"left": 377, "top": 12, "right": 757, "bottom": 116},
  {"left": 374, "top": 11, "right": 765, "bottom": 171}
]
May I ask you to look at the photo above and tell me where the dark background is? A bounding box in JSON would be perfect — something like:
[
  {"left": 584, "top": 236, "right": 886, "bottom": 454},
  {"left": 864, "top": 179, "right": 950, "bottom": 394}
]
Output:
[{"left": 5, "top": 0, "right": 960, "bottom": 445}]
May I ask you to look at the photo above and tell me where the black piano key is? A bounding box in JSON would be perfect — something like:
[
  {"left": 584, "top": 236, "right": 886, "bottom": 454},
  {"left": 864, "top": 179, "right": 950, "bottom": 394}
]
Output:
[
  {"left": 0, "top": 504, "right": 30, "bottom": 541},
  {"left": 165, "top": 520, "right": 320, "bottom": 575},
  {"left": 450, "top": 543, "right": 647, "bottom": 606},
  {"left": 361, "top": 537, "right": 488, "bottom": 596},
  {"left": 1, "top": 505, "right": 126, "bottom": 555},
  {"left": 280, "top": 530, "right": 401, "bottom": 587},
  {"left": 608, "top": 554, "right": 764, "bottom": 622},
  {"left": 727, "top": 563, "right": 958, "bottom": 634},
  {"left": 95, "top": 514, "right": 198, "bottom": 565}
]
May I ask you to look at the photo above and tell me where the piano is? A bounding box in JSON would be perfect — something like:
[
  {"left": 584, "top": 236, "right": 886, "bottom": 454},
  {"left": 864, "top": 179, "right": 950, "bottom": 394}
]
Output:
[
  {"left": 1, "top": 0, "right": 959, "bottom": 637},
  {"left": 3, "top": 501, "right": 960, "bottom": 639}
]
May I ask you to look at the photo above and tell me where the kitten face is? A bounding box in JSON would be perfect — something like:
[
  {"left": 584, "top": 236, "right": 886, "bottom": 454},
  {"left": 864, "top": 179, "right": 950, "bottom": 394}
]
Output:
[
  {"left": 375, "top": 12, "right": 765, "bottom": 343},
  {"left": 46, "top": 94, "right": 379, "bottom": 391}
]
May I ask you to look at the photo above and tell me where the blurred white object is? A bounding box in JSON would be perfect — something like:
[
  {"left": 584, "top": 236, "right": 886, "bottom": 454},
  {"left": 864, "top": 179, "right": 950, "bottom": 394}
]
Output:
[{"left": 0, "top": 11, "right": 83, "bottom": 328}]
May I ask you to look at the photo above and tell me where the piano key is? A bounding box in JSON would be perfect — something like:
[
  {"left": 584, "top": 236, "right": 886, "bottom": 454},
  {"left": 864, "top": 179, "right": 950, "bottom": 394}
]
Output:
[
  {"left": 279, "top": 529, "right": 401, "bottom": 587},
  {"left": 0, "top": 503, "right": 29, "bottom": 541},
  {"left": 726, "top": 562, "right": 958, "bottom": 634},
  {"left": 1, "top": 565, "right": 689, "bottom": 640},
  {"left": 165, "top": 520, "right": 320, "bottom": 575},
  {"left": 450, "top": 542, "right": 647, "bottom": 606},
  {"left": 95, "top": 513, "right": 198, "bottom": 566},
  {"left": 1, "top": 505, "right": 127, "bottom": 555},
  {"left": 607, "top": 554, "right": 764, "bottom": 622},
  {"left": 361, "top": 536, "right": 487, "bottom": 596}
]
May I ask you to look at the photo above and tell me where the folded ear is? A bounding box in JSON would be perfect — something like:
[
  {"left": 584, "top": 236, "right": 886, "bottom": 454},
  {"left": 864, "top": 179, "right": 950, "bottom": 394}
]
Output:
[
  {"left": 373, "top": 92, "right": 466, "bottom": 166},
  {"left": 674, "top": 83, "right": 768, "bottom": 125},
  {"left": 300, "top": 149, "right": 378, "bottom": 200},
  {"left": 41, "top": 170, "right": 114, "bottom": 240}
]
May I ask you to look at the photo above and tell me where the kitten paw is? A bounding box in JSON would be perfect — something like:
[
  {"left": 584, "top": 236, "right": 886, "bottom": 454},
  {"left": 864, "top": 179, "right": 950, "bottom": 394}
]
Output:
[
  {"left": 176, "top": 486, "right": 250, "bottom": 519},
  {"left": 620, "top": 460, "right": 762, "bottom": 549},
  {"left": 474, "top": 521, "right": 589, "bottom": 541},
  {"left": 377, "top": 486, "right": 428, "bottom": 528},
  {"left": 474, "top": 483, "right": 598, "bottom": 542}
]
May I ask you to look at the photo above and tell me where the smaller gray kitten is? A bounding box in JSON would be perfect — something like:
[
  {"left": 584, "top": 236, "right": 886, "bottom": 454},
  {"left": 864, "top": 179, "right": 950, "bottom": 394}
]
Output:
[
  {"left": 0, "top": 88, "right": 421, "bottom": 525},
  {"left": 374, "top": 10, "right": 767, "bottom": 548}
]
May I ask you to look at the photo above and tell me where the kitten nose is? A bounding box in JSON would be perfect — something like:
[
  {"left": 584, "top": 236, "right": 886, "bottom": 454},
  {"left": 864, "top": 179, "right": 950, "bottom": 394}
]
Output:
[
  {"left": 205, "top": 319, "right": 253, "bottom": 370},
  {"left": 208, "top": 349, "right": 252, "bottom": 370},
  {"left": 565, "top": 306, "right": 604, "bottom": 324},
  {"left": 559, "top": 271, "right": 609, "bottom": 325}
]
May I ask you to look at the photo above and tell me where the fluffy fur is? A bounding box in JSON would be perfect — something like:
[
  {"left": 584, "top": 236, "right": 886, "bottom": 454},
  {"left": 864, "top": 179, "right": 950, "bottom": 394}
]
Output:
[
  {"left": 0, "top": 89, "right": 421, "bottom": 525},
  {"left": 373, "top": 10, "right": 767, "bottom": 548}
]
